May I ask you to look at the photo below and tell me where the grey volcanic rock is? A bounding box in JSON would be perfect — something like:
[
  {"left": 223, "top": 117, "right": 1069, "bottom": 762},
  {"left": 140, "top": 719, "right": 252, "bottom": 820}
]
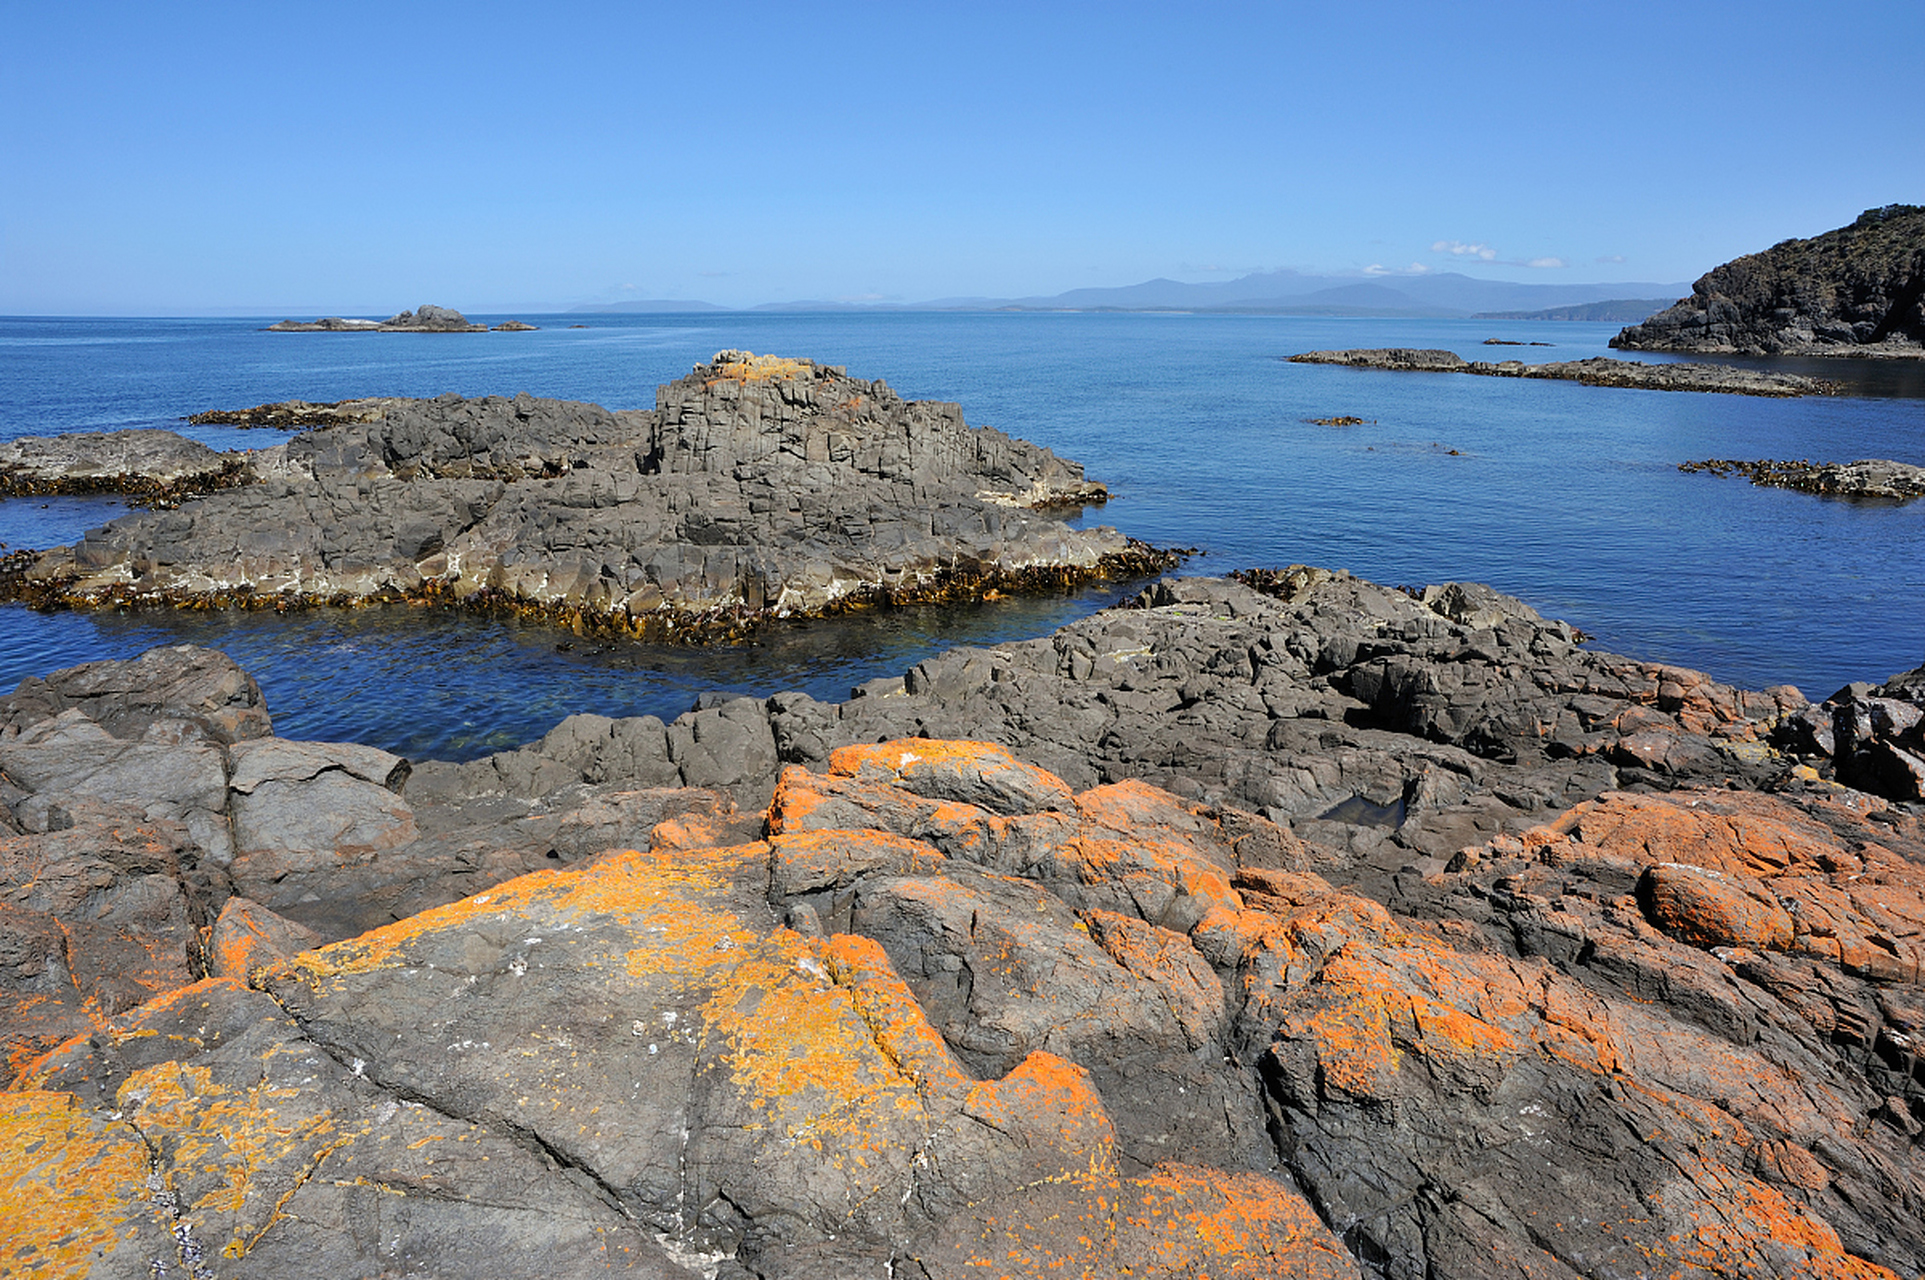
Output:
[
  {"left": 13, "top": 353, "right": 1144, "bottom": 634},
  {"left": 7, "top": 637, "right": 1925, "bottom": 1278},
  {"left": 1614, "top": 204, "right": 1925, "bottom": 357},
  {"left": 187, "top": 396, "right": 407, "bottom": 428},
  {"left": 1290, "top": 348, "right": 1836, "bottom": 396},
  {"left": 0, "top": 429, "right": 250, "bottom": 498},
  {"left": 432, "top": 571, "right": 1813, "bottom": 888},
  {"left": 1291, "top": 347, "right": 1471, "bottom": 371}
]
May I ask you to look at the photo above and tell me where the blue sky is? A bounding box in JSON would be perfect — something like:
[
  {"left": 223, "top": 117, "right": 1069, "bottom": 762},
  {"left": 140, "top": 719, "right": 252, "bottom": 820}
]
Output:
[{"left": 4, "top": 1, "right": 1920, "bottom": 315}]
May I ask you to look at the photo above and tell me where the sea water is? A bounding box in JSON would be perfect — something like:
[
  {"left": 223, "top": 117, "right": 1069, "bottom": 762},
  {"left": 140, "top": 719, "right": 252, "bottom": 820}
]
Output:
[{"left": 2, "top": 311, "right": 1920, "bottom": 759}]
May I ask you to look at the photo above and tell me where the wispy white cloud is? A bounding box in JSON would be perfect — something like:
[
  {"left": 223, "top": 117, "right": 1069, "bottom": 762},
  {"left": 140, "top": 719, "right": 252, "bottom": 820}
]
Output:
[
  {"left": 1595, "top": 254, "right": 1627, "bottom": 264},
  {"left": 1432, "top": 240, "right": 1497, "bottom": 261},
  {"left": 1406, "top": 262, "right": 1431, "bottom": 274},
  {"left": 1524, "top": 257, "right": 1568, "bottom": 269}
]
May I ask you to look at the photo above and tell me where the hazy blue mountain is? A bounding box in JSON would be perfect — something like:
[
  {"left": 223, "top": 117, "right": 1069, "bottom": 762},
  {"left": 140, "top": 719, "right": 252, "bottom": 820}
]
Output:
[
  {"left": 997, "top": 271, "right": 1689, "bottom": 317},
  {"left": 1475, "top": 299, "right": 1681, "bottom": 322},
  {"left": 569, "top": 299, "right": 730, "bottom": 313}
]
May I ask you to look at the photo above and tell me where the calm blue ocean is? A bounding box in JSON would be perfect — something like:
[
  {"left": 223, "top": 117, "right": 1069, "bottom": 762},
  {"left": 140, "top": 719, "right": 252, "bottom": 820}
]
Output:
[{"left": 2, "top": 311, "right": 1921, "bottom": 759}]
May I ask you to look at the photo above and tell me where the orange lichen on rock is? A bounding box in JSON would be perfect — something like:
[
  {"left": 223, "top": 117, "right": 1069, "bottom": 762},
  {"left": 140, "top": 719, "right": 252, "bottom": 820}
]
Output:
[
  {"left": 961, "top": 1051, "right": 1116, "bottom": 1168},
  {"left": 1082, "top": 909, "right": 1226, "bottom": 1050},
  {"left": 921, "top": 1161, "right": 1354, "bottom": 1280},
  {"left": 1117, "top": 1164, "right": 1358, "bottom": 1279},
  {"left": 1657, "top": 1161, "right": 1902, "bottom": 1279},
  {"left": 1529, "top": 789, "right": 1925, "bottom": 982},
  {"left": 1643, "top": 862, "right": 1795, "bottom": 950},
  {"left": 769, "top": 827, "right": 949, "bottom": 896},
  {"left": 703, "top": 352, "right": 819, "bottom": 384},
  {"left": 208, "top": 896, "right": 323, "bottom": 980},
  {"left": 827, "top": 738, "right": 1075, "bottom": 813},
  {"left": 0, "top": 1090, "right": 159, "bottom": 1278}
]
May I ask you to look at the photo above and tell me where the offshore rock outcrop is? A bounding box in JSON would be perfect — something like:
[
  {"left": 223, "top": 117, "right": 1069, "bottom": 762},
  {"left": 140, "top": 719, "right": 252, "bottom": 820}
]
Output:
[
  {"left": 1614, "top": 204, "right": 1925, "bottom": 357},
  {"left": 1289, "top": 348, "right": 1838, "bottom": 396},
  {"left": 3, "top": 352, "right": 1155, "bottom": 640},
  {"left": 1681, "top": 457, "right": 1925, "bottom": 504},
  {"left": 3, "top": 644, "right": 1922, "bottom": 1278},
  {"left": 264, "top": 303, "right": 531, "bottom": 332}
]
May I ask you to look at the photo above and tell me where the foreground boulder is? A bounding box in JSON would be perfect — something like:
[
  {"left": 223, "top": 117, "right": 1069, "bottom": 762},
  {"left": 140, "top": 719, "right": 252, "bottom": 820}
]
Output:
[
  {"left": 1614, "top": 204, "right": 1925, "bottom": 357},
  {"left": 8, "top": 352, "right": 1160, "bottom": 639},
  {"left": 6, "top": 727, "right": 1920, "bottom": 1278}
]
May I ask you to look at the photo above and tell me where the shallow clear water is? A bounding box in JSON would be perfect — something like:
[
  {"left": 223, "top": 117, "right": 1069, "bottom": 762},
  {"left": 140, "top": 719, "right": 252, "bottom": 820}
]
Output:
[{"left": 3, "top": 311, "right": 1921, "bottom": 757}]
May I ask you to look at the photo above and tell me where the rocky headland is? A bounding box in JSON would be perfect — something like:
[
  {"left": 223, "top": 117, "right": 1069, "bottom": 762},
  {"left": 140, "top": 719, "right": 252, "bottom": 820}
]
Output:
[
  {"left": 0, "top": 352, "right": 1161, "bottom": 641},
  {"left": 3, "top": 568, "right": 1924, "bottom": 1277},
  {"left": 1681, "top": 457, "right": 1925, "bottom": 503},
  {"left": 1614, "top": 205, "right": 1925, "bottom": 358},
  {"left": 265, "top": 304, "right": 536, "bottom": 333},
  {"left": 1289, "top": 348, "right": 1838, "bottom": 396}
]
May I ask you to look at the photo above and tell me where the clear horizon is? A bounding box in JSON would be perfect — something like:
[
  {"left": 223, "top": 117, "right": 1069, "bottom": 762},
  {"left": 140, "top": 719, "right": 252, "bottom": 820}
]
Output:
[{"left": 4, "top": 1, "right": 1920, "bottom": 316}]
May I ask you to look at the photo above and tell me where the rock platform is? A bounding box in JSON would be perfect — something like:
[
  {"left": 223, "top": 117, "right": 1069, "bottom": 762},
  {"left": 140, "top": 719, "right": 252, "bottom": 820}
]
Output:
[
  {"left": 1681, "top": 457, "right": 1925, "bottom": 503},
  {"left": 2, "top": 638, "right": 1922, "bottom": 1278},
  {"left": 1, "top": 352, "right": 1163, "bottom": 640},
  {"left": 1289, "top": 348, "right": 1839, "bottom": 396}
]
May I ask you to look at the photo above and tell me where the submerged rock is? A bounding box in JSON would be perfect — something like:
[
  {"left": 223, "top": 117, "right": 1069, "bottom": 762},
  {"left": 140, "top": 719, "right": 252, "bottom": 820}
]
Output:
[
  {"left": 4, "top": 642, "right": 1921, "bottom": 1277},
  {"left": 5, "top": 353, "right": 1162, "bottom": 639}
]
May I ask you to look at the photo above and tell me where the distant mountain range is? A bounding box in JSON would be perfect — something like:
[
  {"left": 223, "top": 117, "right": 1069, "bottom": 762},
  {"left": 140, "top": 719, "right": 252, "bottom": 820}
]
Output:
[
  {"left": 569, "top": 270, "right": 1689, "bottom": 319},
  {"left": 1473, "top": 299, "right": 1680, "bottom": 323}
]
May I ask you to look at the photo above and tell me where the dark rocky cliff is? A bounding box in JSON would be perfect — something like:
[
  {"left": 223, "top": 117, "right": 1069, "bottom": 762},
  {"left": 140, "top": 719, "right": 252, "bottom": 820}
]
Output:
[{"left": 1613, "top": 204, "right": 1925, "bottom": 357}]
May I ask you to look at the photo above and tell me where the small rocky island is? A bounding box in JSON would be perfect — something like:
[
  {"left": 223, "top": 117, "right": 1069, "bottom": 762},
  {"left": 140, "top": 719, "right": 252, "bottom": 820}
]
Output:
[
  {"left": 1288, "top": 348, "right": 1838, "bottom": 396},
  {"left": 1614, "top": 204, "right": 1925, "bottom": 358},
  {"left": 266, "top": 303, "right": 536, "bottom": 333},
  {"left": 2, "top": 567, "right": 1923, "bottom": 1277},
  {"left": 0, "top": 351, "right": 1165, "bottom": 639},
  {"left": 1681, "top": 456, "right": 1925, "bottom": 502}
]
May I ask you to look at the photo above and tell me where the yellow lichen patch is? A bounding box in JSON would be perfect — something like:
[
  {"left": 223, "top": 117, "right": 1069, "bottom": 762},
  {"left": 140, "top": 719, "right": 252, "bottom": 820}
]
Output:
[
  {"left": 696, "top": 930, "right": 931, "bottom": 1159},
  {"left": 276, "top": 843, "right": 765, "bottom": 983},
  {"left": 704, "top": 353, "right": 817, "bottom": 384},
  {"left": 113, "top": 1048, "right": 351, "bottom": 1258},
  {"left": 0, "top": 1091, "right": 155, "bottom": 1278},
  {"left": 822, "top": 934, "right": 969, "bottom": 1098}
]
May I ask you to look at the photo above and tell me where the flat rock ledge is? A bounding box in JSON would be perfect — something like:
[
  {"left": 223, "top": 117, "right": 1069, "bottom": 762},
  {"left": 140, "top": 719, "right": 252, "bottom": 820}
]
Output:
[
  {"left": 0, "top": 429, "right": 254, "bottom": 505},
  {"left": 1289, "top": 347, "right": 1839, "bottom": 396},
  {"left": 186, "top": 396, "right": 410, "bottom": 429},
  {"left": 1681, "top": 457, "right": 1925, "bottom": 503},
  {"left": 1, "top": 352, "right": 1165, "bottom": 642},
  {"left": 2, "top": 640, "right": 1923, "bottom": 1278},
  {"left": 265, "top": 303, "right": 535, "bottom": 332}
]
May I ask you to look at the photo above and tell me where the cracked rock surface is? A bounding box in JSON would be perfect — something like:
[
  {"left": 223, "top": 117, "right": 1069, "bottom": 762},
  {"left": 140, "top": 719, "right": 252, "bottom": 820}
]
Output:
[{"left": 3, "top": 607, "right": 1923, "bottom": 1276}]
